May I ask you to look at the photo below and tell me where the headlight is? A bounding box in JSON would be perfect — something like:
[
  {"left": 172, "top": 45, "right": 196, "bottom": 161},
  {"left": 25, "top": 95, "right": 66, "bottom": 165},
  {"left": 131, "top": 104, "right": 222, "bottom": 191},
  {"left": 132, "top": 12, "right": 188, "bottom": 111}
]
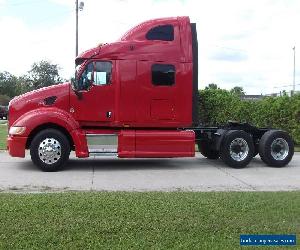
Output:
[{"left": 9, "top": 126, "right": 26, "bottom": 135}]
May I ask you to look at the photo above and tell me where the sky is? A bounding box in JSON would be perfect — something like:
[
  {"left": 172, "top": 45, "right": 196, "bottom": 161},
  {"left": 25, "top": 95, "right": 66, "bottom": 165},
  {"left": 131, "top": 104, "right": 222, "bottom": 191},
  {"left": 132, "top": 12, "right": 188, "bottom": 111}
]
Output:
[{"left": 0, "top": 0, "right": 299, "bottom": 94}]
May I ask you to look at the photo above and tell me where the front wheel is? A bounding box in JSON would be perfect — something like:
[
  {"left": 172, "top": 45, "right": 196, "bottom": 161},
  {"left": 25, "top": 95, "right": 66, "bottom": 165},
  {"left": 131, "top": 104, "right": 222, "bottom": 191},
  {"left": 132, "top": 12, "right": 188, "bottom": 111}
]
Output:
[
  {"left": 259, "top": 130, "right": 294, "bottom": 167},
  {"left": 30, "top": 129, "right": 70, "bottom": 171},
  {"left": 220, "top": 130, "right": 254, "bottom": 168}
]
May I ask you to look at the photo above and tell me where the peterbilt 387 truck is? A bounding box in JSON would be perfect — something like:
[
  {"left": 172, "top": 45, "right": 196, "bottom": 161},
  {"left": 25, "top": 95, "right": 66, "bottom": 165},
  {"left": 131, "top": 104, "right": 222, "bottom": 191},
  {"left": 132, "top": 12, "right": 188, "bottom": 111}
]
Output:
[{"left": 7, "top": 16, "right": 294, "bottom": 171}]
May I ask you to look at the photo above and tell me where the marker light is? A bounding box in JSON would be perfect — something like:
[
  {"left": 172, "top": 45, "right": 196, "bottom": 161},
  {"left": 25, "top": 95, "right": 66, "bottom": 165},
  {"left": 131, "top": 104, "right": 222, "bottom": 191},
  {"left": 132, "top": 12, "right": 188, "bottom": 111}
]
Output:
[{"left": 9, "top": 126, "right": 26, "bottom": 135}]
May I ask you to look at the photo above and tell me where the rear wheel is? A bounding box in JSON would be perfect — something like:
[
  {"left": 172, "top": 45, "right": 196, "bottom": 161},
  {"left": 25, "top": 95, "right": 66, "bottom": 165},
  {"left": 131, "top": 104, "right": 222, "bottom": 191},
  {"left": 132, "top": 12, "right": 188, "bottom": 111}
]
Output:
[
  {"left": 259, "top": 130, "right": 294, "bottom": 167},
  {"left": 198, "top": 140, "right": 219, "bottom": 159},
  {"left": 30, "top": 129, "right": 70, "bottom": 171},
  {"left": 220, "top": 130, "right": 254, "bottom": 168}
]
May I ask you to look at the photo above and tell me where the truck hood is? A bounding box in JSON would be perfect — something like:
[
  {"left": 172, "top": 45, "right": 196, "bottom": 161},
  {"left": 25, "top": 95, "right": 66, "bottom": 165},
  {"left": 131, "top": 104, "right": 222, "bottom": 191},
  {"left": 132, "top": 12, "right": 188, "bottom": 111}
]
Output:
[{"left": 9, "top": 83, "right": 70, "bottom": 128}]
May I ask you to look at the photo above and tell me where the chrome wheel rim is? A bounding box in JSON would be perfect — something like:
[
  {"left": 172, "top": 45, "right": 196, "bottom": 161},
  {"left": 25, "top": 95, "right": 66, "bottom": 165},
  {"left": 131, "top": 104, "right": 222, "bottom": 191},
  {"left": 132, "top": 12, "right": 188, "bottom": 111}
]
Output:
[
  {"left": 38, "top": 138, "right": 61, "bottom": 165},
  {"left": 271, "top": 138, "right": 289, "bottom": 160},
  {"left": 229, "top": 138, "right": 249, "bottom": 162}
]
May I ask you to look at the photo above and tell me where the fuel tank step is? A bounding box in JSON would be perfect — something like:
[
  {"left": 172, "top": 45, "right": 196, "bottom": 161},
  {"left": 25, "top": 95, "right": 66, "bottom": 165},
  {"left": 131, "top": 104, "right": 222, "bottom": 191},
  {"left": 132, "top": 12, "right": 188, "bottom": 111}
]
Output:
[{"left": 86, "top": 134, "right": 118, "bottom": 155}]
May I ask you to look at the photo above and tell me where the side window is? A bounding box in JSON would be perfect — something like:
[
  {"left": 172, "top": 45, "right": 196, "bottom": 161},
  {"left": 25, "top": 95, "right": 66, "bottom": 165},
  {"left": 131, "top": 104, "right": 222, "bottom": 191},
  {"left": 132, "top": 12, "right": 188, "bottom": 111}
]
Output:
[
  {"left": 146, "top": 25, "right": 174, "bottom": 41},
  {"left": 152, "top": 64, "right": 175, "bottom": 86},
  {"left": 94, "top": 61, "right": 112, "bottom": 85}
]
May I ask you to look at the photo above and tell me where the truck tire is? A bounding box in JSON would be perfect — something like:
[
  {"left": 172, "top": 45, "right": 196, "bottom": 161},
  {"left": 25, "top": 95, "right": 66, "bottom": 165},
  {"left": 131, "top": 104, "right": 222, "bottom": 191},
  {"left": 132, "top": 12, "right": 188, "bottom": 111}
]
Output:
[
  {"left": 253, "top": 146, "right": 259, "bottom": 158},
  {"left": 198, "top": 141, "right": 219, "bottom": 159},
  {"left": 30, "top": 129, "right": 70, "bottom": 171},
  {"left": 259, "top": 130, "right": 294, "bottom": 167},
  {"left": 220, "top": 130, "right": 254, "bottom": 168}
]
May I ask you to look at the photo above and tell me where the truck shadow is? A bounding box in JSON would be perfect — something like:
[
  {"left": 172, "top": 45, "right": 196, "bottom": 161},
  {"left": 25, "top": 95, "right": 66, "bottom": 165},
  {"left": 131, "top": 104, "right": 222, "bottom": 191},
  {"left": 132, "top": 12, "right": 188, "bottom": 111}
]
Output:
[
  {"left": 19, "top": 158, "right": 216, "bottom": 171},
  {"left": 64, "top": 158, "right": 198, "bottom": 171},
  {"left": 63, "top": 156, "right": 268, "bottom": 171},
  {"left": 18, "top": 155, "right": 294, "bottom": 172}
]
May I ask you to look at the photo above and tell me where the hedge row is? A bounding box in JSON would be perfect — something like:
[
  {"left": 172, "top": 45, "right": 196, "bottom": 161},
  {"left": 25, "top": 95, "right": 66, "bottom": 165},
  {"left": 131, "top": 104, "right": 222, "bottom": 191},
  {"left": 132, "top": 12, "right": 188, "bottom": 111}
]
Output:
[
  {"left": 0, "top": 94, "right": 10, "bottom": 106},
  {"left": 198, "top": 89, "right": 300, "bottom": 144}
]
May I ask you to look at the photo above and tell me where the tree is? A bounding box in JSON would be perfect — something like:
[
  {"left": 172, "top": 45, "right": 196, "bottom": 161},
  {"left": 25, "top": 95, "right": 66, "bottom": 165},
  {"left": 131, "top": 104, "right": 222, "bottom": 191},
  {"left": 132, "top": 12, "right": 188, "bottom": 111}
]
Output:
[
  {"left": 0, "top": 60, "right": 63, "bottom": 98},
  {"left": 0, "top": 71, "right": 19, "bottom": 97},
  {"left": 205, "top": 83, "right": 219, "bottom": 90},
  {"left": 0, "top": 94, "right": 10, "bottom": 105},
  {"left": 0, "top": 71, "right": 34, "bottom": 98},
  {"left": 27, "top": 60, "right": 62, "bottom": 90},
  {"left": 230, "top": 86, "right": 245, "bottom": 96}
]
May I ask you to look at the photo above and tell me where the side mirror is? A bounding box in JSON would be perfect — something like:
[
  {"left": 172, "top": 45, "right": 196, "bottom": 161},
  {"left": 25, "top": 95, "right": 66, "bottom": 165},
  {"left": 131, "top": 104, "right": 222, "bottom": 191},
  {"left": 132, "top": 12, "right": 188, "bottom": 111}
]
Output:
[{"left": 71, "top": 78, "right": 83, "bottom": 100}]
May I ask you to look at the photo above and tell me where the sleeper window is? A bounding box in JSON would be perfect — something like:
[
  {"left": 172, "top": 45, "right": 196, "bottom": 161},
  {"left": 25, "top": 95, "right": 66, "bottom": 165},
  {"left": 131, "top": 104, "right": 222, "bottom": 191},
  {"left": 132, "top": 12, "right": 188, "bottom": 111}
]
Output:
[
  {"left": 146, "top": 25, "right": 174, "bottom": 41},
  {"left": 152, "top": 64, "right": 175, "bottom": 86}
]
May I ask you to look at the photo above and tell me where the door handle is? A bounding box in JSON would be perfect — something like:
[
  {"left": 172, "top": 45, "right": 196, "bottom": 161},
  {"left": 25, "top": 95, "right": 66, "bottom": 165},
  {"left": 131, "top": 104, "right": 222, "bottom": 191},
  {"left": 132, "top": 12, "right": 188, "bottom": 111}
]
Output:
[{"left": 106, "top": 111, "right": 112, "bottom": 118}]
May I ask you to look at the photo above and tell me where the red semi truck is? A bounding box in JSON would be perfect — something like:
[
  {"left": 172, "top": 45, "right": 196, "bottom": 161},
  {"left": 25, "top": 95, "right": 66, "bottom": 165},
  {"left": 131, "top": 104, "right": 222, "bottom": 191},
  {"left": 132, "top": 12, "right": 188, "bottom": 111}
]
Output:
[{"left": 7, "top": 16, "right": 294, "bottom": 171}]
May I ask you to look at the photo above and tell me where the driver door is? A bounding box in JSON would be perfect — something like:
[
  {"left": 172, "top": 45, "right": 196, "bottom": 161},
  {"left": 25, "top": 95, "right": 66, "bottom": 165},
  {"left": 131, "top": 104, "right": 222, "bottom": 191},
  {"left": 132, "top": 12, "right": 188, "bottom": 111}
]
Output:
[{"left": 70, "top": 60, "right": 116, "bottom": 126}]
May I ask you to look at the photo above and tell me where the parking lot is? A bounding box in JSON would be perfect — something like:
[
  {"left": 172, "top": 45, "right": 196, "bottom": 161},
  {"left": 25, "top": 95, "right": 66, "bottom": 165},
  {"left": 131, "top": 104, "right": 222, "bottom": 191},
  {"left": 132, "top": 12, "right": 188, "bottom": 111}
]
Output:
[{"left": 0, "top": 151, "right": 299, "bottom": 192}]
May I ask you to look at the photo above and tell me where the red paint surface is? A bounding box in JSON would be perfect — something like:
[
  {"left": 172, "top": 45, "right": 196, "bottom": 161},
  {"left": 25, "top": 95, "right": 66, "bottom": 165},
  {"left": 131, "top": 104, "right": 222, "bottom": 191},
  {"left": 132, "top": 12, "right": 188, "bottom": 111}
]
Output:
[
  {"left": 7, "top": 136, "right": 27, "bottom": 157},
  {"left": 8, "top": 16, "right": 196, "bottom": 159},
  {"left": 118, "top": 130, "right": 135, "bottom": 157},
  {"left": 118, "top": 129, "right": 195, "bottom": 158},
  {"left": 134, "top": 130, "right": 195, "bottom": 158},
  {"left": 74, "top": 16, "right": 193, "bottom": 128}
]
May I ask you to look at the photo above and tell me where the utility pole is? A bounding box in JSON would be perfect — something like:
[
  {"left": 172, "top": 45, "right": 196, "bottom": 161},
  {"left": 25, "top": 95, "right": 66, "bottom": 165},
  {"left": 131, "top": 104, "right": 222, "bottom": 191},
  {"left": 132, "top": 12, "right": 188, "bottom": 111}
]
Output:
[
  {"left": 75, "top": 0, "right": 84, "bottom": 57},
  {"left": 293, "top": 46, "right": 296, "bottom": 93},
  {"left": 76, "top": 0, "right": 78, "bottom": 57}
]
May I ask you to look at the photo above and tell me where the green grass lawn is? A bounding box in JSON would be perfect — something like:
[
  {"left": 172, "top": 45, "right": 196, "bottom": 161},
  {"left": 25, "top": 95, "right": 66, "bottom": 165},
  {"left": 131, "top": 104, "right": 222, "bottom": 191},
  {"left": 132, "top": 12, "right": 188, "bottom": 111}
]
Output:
[
  {"left": 0, "top": 123, "right": 7, "bottom": 150},
  {"left": 0, "top": 192, "right": 299, "bottom": 249}
]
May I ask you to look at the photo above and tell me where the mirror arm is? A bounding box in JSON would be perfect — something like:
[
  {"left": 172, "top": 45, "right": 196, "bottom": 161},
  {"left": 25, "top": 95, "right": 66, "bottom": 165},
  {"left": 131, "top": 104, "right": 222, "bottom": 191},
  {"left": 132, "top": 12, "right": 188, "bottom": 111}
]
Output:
[{"left": 74, "top": 90, "right": 83, "bottom": 100}]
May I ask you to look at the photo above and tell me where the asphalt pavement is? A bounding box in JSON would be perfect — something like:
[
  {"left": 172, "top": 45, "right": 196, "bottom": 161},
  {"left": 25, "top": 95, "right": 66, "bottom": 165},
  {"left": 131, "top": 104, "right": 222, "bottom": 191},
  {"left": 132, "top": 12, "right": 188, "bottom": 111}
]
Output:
[{"left": 0, "top": 151, "right": 299, "bottom": 192}]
